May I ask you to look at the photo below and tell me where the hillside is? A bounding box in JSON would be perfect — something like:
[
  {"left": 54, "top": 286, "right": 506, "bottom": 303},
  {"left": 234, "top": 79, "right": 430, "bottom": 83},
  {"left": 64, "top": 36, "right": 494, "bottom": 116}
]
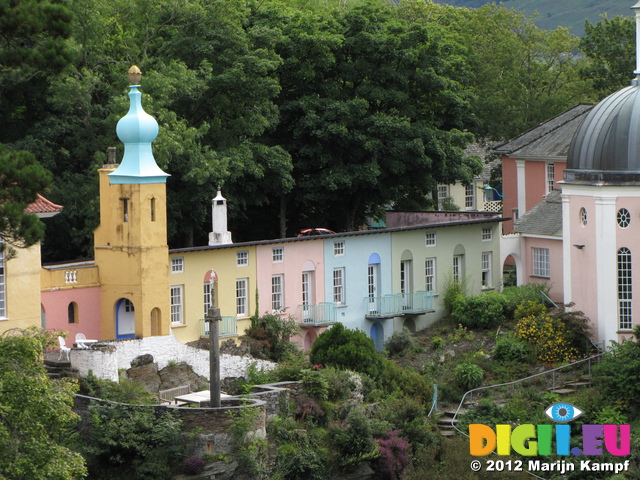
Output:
[{"left": 432, "top": 0, "right": 633, "bottom": 36}]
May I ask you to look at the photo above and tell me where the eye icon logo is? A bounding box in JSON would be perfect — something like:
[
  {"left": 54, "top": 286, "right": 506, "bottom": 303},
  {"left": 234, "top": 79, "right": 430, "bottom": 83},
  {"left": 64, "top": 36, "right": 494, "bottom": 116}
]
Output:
[{"left": 544, "top": 403, "right": 583, "bottom": 423}]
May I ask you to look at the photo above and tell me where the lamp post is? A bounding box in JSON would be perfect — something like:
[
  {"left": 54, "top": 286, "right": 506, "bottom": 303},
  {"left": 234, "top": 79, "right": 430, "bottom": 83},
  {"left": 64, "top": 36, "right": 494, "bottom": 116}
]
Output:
[
  {"left": 205, "top": 307, "right": 222, "bottom": 407},
  {"left": 478, "top": 185, "right": 504, "bottom": 199}
]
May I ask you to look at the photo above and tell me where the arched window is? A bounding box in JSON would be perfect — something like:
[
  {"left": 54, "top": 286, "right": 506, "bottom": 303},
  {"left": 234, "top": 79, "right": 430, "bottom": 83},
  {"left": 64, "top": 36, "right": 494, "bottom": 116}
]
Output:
[
  {"left": 618, "top": 247, "right": 632, "bottom": 330},
  {"left": 68, "top": 302, "right": 78, "bottom": 324}
]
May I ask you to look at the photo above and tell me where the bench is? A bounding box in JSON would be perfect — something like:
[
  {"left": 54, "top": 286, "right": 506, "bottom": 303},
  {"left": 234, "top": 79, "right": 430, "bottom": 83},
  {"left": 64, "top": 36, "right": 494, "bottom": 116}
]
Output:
[{"left": 159, "top": 385, "right": 192, "bottom": 404}]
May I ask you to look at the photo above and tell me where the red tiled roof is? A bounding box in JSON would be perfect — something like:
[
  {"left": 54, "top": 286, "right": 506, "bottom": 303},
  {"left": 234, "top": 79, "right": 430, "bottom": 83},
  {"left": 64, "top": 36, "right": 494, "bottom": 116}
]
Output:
[{"left": 25, "top": 194, "right": 63, "bottom": 214}]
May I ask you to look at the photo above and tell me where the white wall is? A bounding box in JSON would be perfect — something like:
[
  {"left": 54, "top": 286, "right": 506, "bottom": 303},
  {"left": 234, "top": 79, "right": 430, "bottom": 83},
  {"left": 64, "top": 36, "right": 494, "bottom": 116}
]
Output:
[{"left": 71, "top": 334, "right": 276, "bottom": 382}]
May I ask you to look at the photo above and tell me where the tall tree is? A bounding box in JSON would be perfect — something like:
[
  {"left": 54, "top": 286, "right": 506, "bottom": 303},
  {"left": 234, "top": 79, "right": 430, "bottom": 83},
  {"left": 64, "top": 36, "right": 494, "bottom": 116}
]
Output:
[
  {"left": 580, "top": 15, "right": 635, "bottom": 98},
  {"left": 253, "top": 1, "right": 480, "bottom": 233},
  {"left": 0, "top": 328, "right": 87, "bottom": 479}
]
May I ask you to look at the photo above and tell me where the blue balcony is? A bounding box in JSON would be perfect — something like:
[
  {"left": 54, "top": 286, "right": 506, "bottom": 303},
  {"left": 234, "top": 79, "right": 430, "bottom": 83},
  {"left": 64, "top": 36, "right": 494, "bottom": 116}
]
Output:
[
  {"left": 365, "top": 291, "right": 435, "bottom": 319},
  {"left": 202, "top": 316, "right": 238, "bottom": 337},
  {"left": 298, "top": 302, "right": 338, "bottom": 327}
]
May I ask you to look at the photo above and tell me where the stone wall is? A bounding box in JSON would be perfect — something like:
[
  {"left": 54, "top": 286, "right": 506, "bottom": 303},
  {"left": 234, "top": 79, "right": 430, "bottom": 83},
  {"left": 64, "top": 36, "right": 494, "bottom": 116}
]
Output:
[{"left": 71, "top": 334, "right": 276, "bottom": 382}]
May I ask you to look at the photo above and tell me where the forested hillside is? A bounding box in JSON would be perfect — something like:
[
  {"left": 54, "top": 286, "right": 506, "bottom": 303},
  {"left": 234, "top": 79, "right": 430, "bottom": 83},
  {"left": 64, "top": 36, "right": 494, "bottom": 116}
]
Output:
[
  {"left": 432, "top": 0, "right": 632, "bottom": 35},
  {"left": 0, "top": 0, "right": 635, "bottom": 261}
]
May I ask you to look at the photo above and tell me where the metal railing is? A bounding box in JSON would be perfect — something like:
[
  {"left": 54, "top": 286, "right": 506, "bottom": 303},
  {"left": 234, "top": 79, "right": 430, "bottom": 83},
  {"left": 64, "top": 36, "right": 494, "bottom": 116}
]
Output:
[
  {"left": 298, "top": 302, "right": 338, "bottom": 326},
  {"left": 365, "top": 291, "right": 434, "bottom": 317},
  {"left": 202, "top": 316, "right": 237, "bottom": 337}
]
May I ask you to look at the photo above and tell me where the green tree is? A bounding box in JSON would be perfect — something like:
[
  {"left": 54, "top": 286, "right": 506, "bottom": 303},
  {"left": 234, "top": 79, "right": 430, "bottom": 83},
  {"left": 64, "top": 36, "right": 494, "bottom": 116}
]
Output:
[
  {"left": 0, "top": 328, "right": 87, "bottom": 479},
  {"left": 580, "top": 15, "right": 635, "bottom": 98},
  {"left": 255, "top": 1, "right": 480, "bottom": 232},
  {"left": 0, "top": 146, "right": 52, "bottom": 254},
  {"left": 310, "top": 323, "right": 382, "bottom": 378},
  {"left": 395, "top": 1, "right": 592, "bottom": 140},
  {"left": 78, "top": 403, "right": 186, "bottom": 480}
]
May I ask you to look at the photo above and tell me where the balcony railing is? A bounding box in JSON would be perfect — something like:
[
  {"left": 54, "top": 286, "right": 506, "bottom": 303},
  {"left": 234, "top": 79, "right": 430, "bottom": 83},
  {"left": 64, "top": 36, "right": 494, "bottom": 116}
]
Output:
[
  {"left": 202, "top": 316, "right": 238, "bottom": 337},
  {"left": 298, "top": 302, "right": 338, "bottom": 326},
  {"left": 365, "top": 291, "right": 435, "bottom": 318}
]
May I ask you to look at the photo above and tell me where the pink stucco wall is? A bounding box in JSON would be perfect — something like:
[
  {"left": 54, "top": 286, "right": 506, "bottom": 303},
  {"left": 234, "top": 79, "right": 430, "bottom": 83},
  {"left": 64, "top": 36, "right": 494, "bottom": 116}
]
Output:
[
  {"left": 523, "top": 236, "right": 564, "bottom": 302},
  {"left": 255, "top": 239, "right": 325, "bottom": 324},
  {"left": 41, "top": 287, "right": 102, "bottom": 342}
]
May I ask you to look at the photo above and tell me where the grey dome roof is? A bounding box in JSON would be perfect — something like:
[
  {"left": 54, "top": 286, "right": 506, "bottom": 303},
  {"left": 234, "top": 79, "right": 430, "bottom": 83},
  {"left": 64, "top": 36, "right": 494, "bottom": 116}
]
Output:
[{"left": 565, "top": 83, "right": 640, "bottom": 184}]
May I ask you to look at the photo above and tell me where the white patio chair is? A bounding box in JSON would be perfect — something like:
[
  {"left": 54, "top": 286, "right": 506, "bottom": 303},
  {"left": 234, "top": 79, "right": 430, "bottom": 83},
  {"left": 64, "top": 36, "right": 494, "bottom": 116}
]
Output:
[
  {"left": 58, "top": 336, "right": 71, "bottom": 361},
  {"left": 75, "top": 332, "right": 89, "bottom": 349}
]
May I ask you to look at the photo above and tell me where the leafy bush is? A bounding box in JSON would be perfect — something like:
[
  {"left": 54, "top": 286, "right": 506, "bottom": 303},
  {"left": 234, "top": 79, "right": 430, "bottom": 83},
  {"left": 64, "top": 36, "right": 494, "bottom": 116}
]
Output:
[
  {"left": 430, "top": 336, "right": 445, "bottom": 350},
  {"left": 502, "top": 283, "right": 549, "bottom": 318},
  {"left": 321, "top": 367, "right": 361, "bottom": 402},
  {"left": 377, "top": 358, "right": 433, "bottom": 405},
  {"left": 79, "top": 371, "right": 157, "bottom": 404},
  {"left": 80, "top": 403, "right": 186, "bottom": 480},
  {"left": 329, "top": 409, "right": 379, "bottom": 468},
  {"left": 183, "top": 455, "right": 206, "bottom": 475},
  {"left": 301, "top": 369, "right": 329, "bottom": 401},
  {"left": 244, "top": 313, "right": 300, "bottom": 361},
  {"left": 516, "top": 315, "right": 580, "bottom": 364},
  {"left": 270, "top": 351, "right": 311, "bottom": 381},
  {"left": 376, "top": 398, "right": 438, "bottom": 451},
  {"left": 593, "top": 327, "right": 640, "bottom": 412},
  {"left": 442, "top": 276, "right": 467, "bottom": 315},
  {"left": 384, "top": 328, "right": 414, "bottom": 357},
  {"left": 454, "top": 362, "right": 484, "bottom": 390},
  {"left": 493, "top": 334, "right": 533, "bottom": 363},
  {"left": 451, "top": 291, "right": 506, "bottom": 330},
  {"left": 514, "top": 300, "right": 546, "bottom": 320},
  {"left": 310, "top": 324, "right": 383, "bottom": 378},
  {"left": 294, "top": 398, "right": 326, "bottom": 426},
  {"left": 372, "top": 430, "right": 412, "bottom": 480}
]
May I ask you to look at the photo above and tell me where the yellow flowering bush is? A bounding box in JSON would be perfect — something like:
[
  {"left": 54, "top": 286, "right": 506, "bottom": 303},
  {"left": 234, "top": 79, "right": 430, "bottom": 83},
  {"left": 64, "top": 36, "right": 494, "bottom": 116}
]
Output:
[{"left": 515, "top": 315, "right": 580, "bottom": 364}]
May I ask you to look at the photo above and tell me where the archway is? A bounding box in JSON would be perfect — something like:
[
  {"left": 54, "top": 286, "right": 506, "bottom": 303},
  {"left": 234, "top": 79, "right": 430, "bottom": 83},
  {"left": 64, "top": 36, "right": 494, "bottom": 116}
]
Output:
[
  {"left": 404, "top": 318, "right": 416, "bottom": 333},
  {"left": 503, "top": 254, "right": 518, "bottom": 288},
  {"left": 304, "top": 330, "right": 317, "bottom": 350},
  {"left": 150, "top": 308, "right": 161, "bottom": 336},
  {"left": 115, "top": 298, "right": 135, "bottom": 339},
  {"left": 370, "top": 322, "right": 384, "bottom": 351}
]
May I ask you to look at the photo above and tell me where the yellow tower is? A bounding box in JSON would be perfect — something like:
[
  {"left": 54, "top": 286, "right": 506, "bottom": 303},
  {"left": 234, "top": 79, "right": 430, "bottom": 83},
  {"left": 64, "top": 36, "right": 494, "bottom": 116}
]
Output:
[{"left": 94, "top": 66, "right": 170, "bottom": 339}]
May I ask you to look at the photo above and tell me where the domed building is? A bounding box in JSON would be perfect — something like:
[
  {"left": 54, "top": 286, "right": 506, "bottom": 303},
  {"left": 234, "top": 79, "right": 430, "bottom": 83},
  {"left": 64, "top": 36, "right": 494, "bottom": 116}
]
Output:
[{"left": 562, "top": 2, "right": 640, "bottom": 345}]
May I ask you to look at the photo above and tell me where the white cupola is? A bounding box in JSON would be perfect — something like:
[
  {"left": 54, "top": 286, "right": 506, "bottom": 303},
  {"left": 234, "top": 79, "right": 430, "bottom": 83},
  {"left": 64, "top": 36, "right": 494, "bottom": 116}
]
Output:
[{"left": 208, "top": 189, "right": 232, "bottom": 246}]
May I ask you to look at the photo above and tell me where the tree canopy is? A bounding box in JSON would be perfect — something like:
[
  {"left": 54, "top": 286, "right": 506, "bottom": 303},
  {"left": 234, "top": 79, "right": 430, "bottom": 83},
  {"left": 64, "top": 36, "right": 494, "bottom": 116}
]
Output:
[
  {"left": 0, "top": 0, "right": 622, "bottom": 258},
  {"left": 0, "top": 328, "right": 86, "bottom": 479}
]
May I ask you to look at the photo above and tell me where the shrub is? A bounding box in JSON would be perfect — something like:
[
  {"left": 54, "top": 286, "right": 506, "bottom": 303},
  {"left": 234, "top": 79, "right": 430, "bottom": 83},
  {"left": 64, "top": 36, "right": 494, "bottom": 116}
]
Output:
[
  {"left": 78, "top": 371, "right": 157, "bottom": 404},
  {"left": 454, "top": 362, "right": 484, "bottom": 390},
  {"left": 372, "top": 430, "right": 412, "bottom": 480},
  {"left": 377, "top": 358, "right": 433, "bottom": 405},
  {"left": 516, "top": 315, "right": 580, "bottom": 364},
  {"left": 270, "top": 351, "right": 311, "bottom": 381},
  {"left": 514, "top": 300, "right": 546, "bottom": 320},
  {"left": 502, "top": 283, "right": 550, "bottom": 318},
  {"left": 493, "top": 334, "right": 532, "bottom": 363},
  {"left": 294, "top": 398, "right": 326, "bottom": 425},
  {"left": 451, "top": 291, "right": 506, "bottom": 330},
  {"left": 244, "top": 313, "right": 300, "bottom": 362},
  {"left": 321, "top": 367, "right": 361, "bottom": 402},
  {"left": 384, "top": 328, "right": 414, "bottom": 357},
  {"left": 80, "top": 403, "right": 186, "bottom": 480},
  {"left": 301, "top": 369, "right": 329, "bottom": 401},
  {"left": 310, "top": 324, "right": 383, "bottom": 378},
  {"left": 183, "top": 455, "right": 206, "bottom": 475},
  {"left": 430, "top": 336, "right": 445, "bottom": 350},
  {"left": 376, "top": 398, "right": 438, "bottom": 451},
  {"left": 442, "top": 277, "right": 467, "bottom": 315},
  {"left": 329, "top": 409, "right": 379, "bottom": 468}
]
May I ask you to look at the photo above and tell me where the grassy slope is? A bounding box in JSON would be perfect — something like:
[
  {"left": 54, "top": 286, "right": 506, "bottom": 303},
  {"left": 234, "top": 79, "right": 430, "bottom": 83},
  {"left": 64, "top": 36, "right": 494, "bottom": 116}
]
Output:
[{"left": 432, "top": 0, "right": 633, "bottom": 36}]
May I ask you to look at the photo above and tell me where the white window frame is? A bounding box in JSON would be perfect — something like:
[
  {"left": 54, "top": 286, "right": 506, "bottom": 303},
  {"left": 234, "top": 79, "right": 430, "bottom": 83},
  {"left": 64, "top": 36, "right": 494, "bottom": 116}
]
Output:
[
  {"left": 618, "top": 247, "right": 633, "bottom": 331},
  {"left": 532, "top": 247, "right": 550, "bottom": 278},
  {"left": 170, "top": 285, "right": 184, "bottom": 324},
  {"left": 236, "top": 278, "right": 248, "bottom": 317},
  {"left": 272, "top": 247, "right": 284, "bottom": 263},
  {"left": 171, "top": 257, "right": 184, "bottom": 273},
  {"left": 481, "top": 252, "right": 492, "bottom": 288},
  {"left": 425, "top": 258, "right": 436, "bottom": 292},
  {"left": 481, "top": 227, "right": 492, "bottom": 241},
  {"left": 333, "top": 241, "right": 345, "bottom": 256},
  {"left": 437, "top": 185, "right": 449, "bottom": 206},
  {"left": 425, "top": 232, "right": 436, "bottom": 247},
  {"left": 236, "top": 250, "right": 249, "bottom": 266},
  {"left": 271, "top": 274, "right": 284, "bottom": 312},
  {"left": 453, "top": 255, "right": 462, "bottom": 283},
  {"left": 203, "top": 282, "right": 214, "bottom": 316},
  {"left": 465, "top": 184, "right": 474, "bottom": 209},
  {"left": 546, "top": 163, "right": 555, "bottom": 194},
  {"left": 333, "top": 268, "right": 345, "bottom": 304}
]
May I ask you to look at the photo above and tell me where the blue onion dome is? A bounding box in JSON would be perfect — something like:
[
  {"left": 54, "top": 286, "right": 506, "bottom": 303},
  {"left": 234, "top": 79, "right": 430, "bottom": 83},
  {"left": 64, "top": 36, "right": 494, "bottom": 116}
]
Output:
[{"left": 109, "top": 66, "right": 169, "bottom": 184}]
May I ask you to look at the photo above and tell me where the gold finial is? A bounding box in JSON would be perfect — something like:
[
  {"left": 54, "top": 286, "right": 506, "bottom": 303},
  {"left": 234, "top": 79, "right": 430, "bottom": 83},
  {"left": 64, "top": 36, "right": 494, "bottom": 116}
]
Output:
[{"left": 127, "top": 65, "right": 142, "bottom": 85}]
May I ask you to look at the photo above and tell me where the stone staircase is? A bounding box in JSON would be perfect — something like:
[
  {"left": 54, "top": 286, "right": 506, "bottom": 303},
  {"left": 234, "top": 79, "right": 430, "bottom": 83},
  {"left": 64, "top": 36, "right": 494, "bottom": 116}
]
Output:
[
  {"left": 44, "top": 359, "right": 74, "bottom": 379},
  {"left": 436, "top": 374, "right": 593, "bottom": 437}
]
